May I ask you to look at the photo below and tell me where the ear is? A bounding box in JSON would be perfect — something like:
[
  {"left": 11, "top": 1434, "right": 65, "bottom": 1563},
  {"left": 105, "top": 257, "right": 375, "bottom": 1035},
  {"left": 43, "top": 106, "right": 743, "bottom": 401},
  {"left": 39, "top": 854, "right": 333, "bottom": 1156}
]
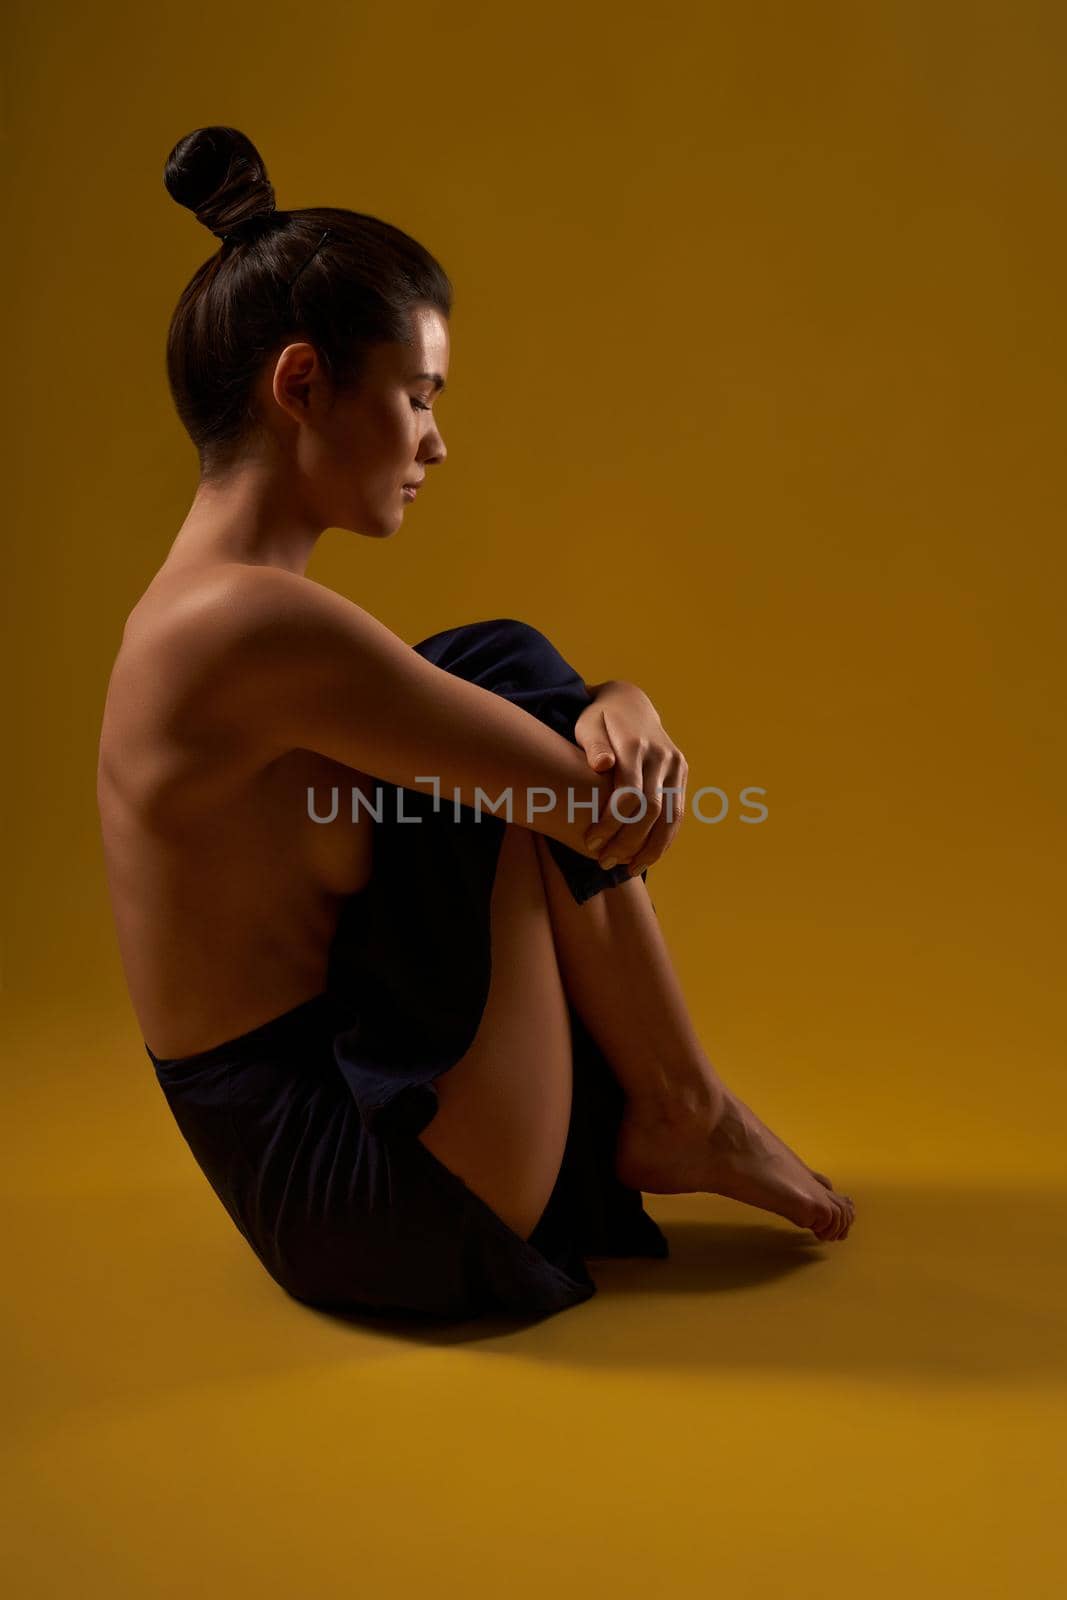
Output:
[{"left": 271, "top": 341, "right": 326, "bottom": 422}]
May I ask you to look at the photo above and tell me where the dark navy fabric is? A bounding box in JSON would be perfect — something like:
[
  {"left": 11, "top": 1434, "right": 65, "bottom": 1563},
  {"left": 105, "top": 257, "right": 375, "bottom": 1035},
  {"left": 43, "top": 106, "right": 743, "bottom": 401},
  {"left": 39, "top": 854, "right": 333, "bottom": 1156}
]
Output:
[{"left": 146, "top": 617, "right": 669, "bottom": 1322}]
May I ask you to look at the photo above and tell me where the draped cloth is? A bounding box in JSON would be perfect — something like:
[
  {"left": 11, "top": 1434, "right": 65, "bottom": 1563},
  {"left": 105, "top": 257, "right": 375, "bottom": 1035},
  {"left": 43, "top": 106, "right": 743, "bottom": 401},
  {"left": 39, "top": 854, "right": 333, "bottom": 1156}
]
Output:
[{"left": 148, "top": 618, "right": 669, "bottom": 1321}]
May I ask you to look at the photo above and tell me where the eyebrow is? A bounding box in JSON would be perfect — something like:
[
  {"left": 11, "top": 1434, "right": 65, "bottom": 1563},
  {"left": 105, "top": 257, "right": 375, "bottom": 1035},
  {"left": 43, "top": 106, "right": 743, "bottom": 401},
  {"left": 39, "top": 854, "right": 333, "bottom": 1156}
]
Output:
[{"left": 413, "top": 371, "right": 447, "bottom": 393}]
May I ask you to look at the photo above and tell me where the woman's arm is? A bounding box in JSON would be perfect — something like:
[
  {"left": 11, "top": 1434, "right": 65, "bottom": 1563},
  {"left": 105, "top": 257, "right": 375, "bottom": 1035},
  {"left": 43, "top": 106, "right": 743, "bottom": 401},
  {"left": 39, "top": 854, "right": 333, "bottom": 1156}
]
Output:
[{"left": 166, "top": 565, "right": 634, "bottom": 862}]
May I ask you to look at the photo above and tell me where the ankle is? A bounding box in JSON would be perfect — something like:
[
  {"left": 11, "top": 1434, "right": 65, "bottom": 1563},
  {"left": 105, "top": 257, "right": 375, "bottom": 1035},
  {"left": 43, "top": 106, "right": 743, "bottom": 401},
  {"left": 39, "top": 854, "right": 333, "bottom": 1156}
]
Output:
[{"left": 632, "top": 1065, "right": 727, "bottom": 1131}]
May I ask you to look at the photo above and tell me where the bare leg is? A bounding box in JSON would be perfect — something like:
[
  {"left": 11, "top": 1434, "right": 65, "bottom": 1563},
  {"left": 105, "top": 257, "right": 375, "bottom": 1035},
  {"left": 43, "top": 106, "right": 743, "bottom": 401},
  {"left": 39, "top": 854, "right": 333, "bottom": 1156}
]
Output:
[
  {"left": 416, "top": 823, "right": 574, "bottom": 1241},
  {"left": 533, "top": 838, "right": 855, "bottom": 1243}
]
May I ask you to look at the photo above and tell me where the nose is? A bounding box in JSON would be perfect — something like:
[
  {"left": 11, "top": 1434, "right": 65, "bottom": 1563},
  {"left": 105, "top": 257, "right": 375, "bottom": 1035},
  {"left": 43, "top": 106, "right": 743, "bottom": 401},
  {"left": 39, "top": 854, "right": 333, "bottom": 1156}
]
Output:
[
  {"left": 422, "top": 431, "right": 446, "bottom": 470},
  {"left": 431, "top": 418, "right": 447, "bottom": 463}
]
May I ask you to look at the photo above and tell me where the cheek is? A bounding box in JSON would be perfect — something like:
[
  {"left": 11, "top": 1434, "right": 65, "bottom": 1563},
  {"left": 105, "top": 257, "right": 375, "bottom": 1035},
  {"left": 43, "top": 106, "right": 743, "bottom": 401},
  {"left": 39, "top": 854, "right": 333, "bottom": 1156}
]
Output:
[{"left": 374, "top": 404, "right": 416, "bottom": 469}]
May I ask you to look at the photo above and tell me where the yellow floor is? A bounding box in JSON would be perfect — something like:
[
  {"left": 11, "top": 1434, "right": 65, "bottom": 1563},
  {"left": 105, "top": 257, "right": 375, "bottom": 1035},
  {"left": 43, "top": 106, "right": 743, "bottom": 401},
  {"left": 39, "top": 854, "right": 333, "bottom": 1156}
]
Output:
[
  {"left": 5, "top": 1007, "right": 1065, "bottom": 1599},
  {"left": 7, "top": 0, "right": 1066, "bottom": 1591}
]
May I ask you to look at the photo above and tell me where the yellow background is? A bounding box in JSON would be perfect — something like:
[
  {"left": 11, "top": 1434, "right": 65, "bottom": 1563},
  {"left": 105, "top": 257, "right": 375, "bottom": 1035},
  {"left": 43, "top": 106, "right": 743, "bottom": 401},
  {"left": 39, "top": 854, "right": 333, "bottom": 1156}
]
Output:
[{"left": 4, "top": 2, "right": 1065, "bottom": 1596}]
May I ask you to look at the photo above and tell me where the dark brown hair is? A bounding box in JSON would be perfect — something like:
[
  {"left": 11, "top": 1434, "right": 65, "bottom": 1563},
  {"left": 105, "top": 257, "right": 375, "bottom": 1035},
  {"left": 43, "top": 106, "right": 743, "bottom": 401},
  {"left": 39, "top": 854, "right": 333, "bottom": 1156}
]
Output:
[{"left": 163, "top": 125, "right": 453, "bottom": 475}]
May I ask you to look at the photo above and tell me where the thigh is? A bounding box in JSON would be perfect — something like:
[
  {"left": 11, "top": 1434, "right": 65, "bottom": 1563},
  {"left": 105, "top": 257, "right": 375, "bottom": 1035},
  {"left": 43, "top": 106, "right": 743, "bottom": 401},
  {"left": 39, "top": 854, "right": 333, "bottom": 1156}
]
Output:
[{"left": 416, "top": 822, "right": 574, "bottom": 1241}]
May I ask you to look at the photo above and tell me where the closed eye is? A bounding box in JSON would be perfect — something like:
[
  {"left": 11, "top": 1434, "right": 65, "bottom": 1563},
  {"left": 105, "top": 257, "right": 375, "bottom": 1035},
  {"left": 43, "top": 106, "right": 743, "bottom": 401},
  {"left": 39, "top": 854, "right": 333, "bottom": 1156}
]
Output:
[{"left": 411, "top": 398, "right": 431, "bottom": 412}]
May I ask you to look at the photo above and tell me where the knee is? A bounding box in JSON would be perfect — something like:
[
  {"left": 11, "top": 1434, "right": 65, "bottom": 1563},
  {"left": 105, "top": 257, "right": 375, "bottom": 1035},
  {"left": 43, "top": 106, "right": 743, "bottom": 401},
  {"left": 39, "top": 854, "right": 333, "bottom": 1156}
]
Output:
[
  {"left": 483, "top": 619, "right": 569, "bottom": 682},
  {"left": 412, "top": 616, "right": 577, "bottom": 696},
  {"left": 483, "top": 617, "right": 550, "bottom": 645},
  {"left": 414, "top": 616, "right": 550, "bottom": 655}
]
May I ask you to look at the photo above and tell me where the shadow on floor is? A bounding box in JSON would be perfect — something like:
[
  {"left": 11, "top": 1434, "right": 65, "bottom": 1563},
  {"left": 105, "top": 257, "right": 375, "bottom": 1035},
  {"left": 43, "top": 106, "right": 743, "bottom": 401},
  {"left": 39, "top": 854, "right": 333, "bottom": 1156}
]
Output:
[
  {"left": 10, "top": 1177, "right": 1061, "bottom": 1433},
  {"left": 327, "top": 1186, "right": 1066, "bottom": 1383}
]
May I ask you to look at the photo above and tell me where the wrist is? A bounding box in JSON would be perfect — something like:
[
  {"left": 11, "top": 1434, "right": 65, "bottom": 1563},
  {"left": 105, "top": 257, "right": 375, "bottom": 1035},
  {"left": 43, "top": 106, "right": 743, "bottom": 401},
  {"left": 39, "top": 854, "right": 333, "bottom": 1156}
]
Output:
[{"left": 592, "top": 678, "right": 657, "bottom": 717}]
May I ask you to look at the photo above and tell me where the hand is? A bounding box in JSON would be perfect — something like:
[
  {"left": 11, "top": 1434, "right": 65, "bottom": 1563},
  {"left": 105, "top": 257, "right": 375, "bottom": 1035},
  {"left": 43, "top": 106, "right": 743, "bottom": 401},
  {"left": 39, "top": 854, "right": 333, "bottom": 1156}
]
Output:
[{"left": 573, "top": 680, "right": 688, "bottom": 876}]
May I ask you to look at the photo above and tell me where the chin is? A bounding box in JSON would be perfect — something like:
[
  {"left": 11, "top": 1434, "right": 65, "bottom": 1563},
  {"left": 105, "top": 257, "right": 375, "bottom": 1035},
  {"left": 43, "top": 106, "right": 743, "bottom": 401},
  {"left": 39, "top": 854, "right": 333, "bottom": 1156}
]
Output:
[{"left": 346, "top": 511, "right": 398, "bottom": 539}]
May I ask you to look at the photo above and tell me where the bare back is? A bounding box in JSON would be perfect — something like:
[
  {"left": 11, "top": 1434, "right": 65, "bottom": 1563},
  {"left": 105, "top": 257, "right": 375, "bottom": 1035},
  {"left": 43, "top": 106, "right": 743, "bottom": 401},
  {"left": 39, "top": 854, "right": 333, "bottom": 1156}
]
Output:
[
  {"left": 97, "top": 566, "right": 377, "bottom": 1058},
  {"left": 98, "top": 558, "right": 619, "bottom": 1063}
]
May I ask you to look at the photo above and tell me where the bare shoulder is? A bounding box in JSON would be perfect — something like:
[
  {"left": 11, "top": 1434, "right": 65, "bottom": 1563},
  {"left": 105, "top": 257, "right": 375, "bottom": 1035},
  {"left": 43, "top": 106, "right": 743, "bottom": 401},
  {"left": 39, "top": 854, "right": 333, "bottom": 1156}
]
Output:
[
  {"left": 114, "top": 561, "right": 412, "bottom": 764},
  {"left": 117, "top": 562, "right": 373, "bottom": 691},
  {"left": 179, "top": 560, "right": 400, "bottom": 640},
  {"left": 99, "top": 564, "right": 374, "bottom": 806},
  {"left": 125, "top": 561, "right": 320, "bottom": 652}
]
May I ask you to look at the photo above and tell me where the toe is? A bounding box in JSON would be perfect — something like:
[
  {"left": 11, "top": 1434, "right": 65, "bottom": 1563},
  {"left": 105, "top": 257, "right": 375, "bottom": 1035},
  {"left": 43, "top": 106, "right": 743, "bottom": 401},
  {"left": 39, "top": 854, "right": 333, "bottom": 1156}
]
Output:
[
  {"left": 808, "top": 1195, "right": 837, "bottom": 1240},
  {"left": 829, "top": 1200, "right": 846, "bottom": 1241}
]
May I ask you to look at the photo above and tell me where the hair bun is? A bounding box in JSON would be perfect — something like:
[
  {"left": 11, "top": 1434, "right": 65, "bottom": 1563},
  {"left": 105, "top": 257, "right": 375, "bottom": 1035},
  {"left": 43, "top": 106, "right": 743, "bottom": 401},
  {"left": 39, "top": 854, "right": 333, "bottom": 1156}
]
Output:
[{"left": 164, "top": 125, "right": 277, "bottom": 241}]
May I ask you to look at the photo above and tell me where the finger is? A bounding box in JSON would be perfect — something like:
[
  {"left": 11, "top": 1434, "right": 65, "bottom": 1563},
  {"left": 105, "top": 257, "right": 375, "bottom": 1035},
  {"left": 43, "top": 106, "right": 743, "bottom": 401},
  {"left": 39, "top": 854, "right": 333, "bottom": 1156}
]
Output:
[
  {"left": 584, "top": 742, "right": 647, "bottom": 858},
  {"left": 625, "top": 753, "right": 687, "bottom": 874},
  {"left": 573, "top": 707, "right": 617, "bottom": 774},
  {"left": 588, "top": 744, "right": 681, "bottom": 865},
  {"left": 598, "top": 787, "right": 653, "bottom": 864},
  {"left": 599, "top": 751, "right": 669, "bottom": 868}
]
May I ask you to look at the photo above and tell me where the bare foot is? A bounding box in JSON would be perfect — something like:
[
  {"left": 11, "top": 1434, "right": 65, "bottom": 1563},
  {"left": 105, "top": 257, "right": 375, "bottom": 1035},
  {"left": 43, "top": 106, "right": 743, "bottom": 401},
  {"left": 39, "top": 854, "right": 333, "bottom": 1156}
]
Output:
[
  {"left": 615, "top": 1087, "right": 855, "bottom": 1242},
  {"left": 738, "top": 1099, "right": 837, "bottom": 1194}
]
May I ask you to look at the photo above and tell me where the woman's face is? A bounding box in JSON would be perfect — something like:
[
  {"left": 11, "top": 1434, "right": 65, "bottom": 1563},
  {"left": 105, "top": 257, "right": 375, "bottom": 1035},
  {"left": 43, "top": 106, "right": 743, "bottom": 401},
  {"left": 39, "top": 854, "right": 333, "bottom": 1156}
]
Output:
[{"left": 269, "top": 302, "right": 449, "bottom": 538}]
